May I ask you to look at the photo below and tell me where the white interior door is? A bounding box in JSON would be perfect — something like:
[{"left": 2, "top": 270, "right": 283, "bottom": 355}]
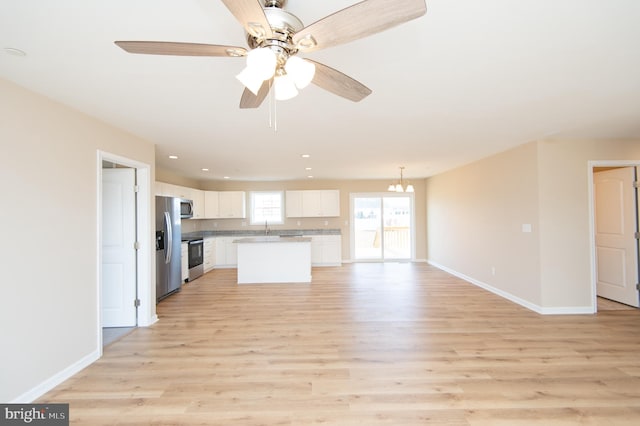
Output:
[
  {"left": 102, "top": 168, "right": 137, "bottom": 326},
  {"left": 594, "top": 167, "right": 639, "bottom": 307}
]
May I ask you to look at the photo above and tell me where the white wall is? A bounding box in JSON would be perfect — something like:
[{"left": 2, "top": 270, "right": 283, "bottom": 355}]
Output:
[{"left": 0, "top": 78, "right": 155, "bottom": 402}]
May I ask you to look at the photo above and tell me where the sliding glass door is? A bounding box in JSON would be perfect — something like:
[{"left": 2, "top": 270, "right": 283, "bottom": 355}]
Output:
[{"left": 352, "top": 193, "right": 414, "bottom": 261}]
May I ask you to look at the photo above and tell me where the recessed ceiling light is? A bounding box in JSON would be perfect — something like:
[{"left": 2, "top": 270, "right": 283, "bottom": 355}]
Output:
[
  {"left": 305, "top": 167, "right": 312, "bottom": 171},
  {"left": 223, "top": 176, "right": 230, "bottom": 179},
  {"left": 301, "top": 154, "right": 310, "bottom": 158},
  {"left": 307, "top": 175, "right": 314, "bottom": 179},
  {"left": 3, "top": 47, "right": 26, "bottom": 57},
  {"left": 168, "top": 155, "right": 178, "bottom": 159},
  {"left": 201, "top": 168, "right": 209, "bottom": 172}
]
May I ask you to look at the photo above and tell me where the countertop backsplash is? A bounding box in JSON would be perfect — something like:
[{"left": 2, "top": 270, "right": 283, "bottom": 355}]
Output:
[{"left": 181, "top": 217, "right": 345, "bottom": 237}]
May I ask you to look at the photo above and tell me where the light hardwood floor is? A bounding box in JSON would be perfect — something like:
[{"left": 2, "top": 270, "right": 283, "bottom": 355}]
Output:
[{"left": 40, "top": 263, "right": 640, "bottom": 425}]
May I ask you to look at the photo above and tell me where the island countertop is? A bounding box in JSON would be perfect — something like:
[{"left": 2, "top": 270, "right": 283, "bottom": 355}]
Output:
[{"left": 234, "top": 236, "right": 312, "bottom": 244}]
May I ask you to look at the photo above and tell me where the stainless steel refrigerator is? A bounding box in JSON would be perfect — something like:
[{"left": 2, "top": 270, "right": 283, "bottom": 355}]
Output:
[{"left": 155, "top": 196, "right": 182, "bottom": 302}]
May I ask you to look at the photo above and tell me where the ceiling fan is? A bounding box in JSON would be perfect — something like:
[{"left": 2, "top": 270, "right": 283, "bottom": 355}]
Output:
[{"left": 115, "top": 0, "right": 427, "bottom": 108}]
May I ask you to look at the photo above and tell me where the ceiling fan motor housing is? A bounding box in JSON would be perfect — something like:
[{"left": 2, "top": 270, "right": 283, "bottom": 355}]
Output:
[{"left": 246, "top": 3, "right": 304, "bottom": 66}]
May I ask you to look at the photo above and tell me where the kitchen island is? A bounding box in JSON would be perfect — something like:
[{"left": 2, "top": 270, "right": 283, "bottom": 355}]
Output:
[{"left": 234, "top": 236, "right": 312, "bottom": 284}]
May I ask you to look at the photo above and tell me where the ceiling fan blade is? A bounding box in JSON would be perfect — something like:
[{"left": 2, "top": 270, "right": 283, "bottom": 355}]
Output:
[
  {"left": 293, "top": 0, "right": 426, "bottom": 53},
  {"left": 220, "top": 0, "right": 273, "bottom": 39},
  {"left": 239, "top": 80, "right": 271, "bottom": 109},
  {"left": 307, "top": 60, "right": 371, "bottom": 102},
  {"left": 115, "top": 41, "right": 247, "bottom": 57}
]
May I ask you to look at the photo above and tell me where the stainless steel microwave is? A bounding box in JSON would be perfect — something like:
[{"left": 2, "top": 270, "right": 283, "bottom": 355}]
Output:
[{"left": 180, "top": 199, "right": 194, "bottom": 219}]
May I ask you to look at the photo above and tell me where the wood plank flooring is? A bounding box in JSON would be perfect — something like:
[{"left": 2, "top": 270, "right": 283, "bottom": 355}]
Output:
[{"left": 40, "top": 263, "right": 640, "bottom": 425}]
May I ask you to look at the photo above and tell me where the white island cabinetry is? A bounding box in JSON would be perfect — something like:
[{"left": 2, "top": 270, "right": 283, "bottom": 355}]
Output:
[{"left": 235, "top": 237, "right": 311, "bottom": 284}]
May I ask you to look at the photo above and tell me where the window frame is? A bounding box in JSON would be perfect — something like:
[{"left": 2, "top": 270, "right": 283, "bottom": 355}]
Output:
[{"left": 249, "top": 190, "right": 285, "bottom": 225}]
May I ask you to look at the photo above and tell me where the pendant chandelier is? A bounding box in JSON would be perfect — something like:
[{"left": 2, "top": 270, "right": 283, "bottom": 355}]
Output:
[{"left": 387, "top": 166, "right": 414, "bottom": 193}]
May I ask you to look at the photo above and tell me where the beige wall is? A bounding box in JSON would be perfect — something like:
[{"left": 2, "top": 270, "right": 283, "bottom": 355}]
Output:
[
  {"left": 425, "top": 138, "right": 640, "bottom": 311},
  {"left": 0, "top": 78, "right": 155, "bottom": 402},
  {"left": 160, "top": 178, "right": 427, "bottom": 261},
  {"left": 537, "top": 139, "right": 640, "bottom": 308},
  {"left": 426, "top": 142, "right": 542, "bottom": 305}
]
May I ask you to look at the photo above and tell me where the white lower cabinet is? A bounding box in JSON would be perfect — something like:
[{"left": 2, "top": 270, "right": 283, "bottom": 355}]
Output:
[
  {"left": 181, "top": 242, "right": 188, "bottom": 282},
  {"left": 305, "top": 235, "right": 342, "bottom": 266},
  {"left": 214, "top": 237, "right": 238, "bottom": 268},
  {"left": 203, "top": 237, "right": 215, "bottom": 272}
]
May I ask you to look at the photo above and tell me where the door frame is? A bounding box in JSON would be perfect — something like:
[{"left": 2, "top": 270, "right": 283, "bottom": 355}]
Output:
[
  {"left": 97, "top": 150, "right": 155, "bottom": 354},
  {"left": 349, "top": 192, "right": 416, "bottom": 262},
  {"left": 588, "top": 160, "right": 640, "bottom": 312}
]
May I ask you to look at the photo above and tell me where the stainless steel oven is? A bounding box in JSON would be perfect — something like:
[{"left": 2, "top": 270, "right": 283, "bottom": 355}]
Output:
[{"left": 187, "top": 239, "right": 204, "bottom": 281}]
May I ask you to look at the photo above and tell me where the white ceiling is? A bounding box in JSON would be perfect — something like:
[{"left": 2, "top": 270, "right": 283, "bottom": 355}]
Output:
[{"left": 2, "top": 0, "right": 639, "bottom": 182}]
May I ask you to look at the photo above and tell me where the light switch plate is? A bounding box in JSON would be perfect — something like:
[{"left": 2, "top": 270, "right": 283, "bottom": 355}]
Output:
[{"left": 522, "top": 223, "right": 532, "bottom": 233}]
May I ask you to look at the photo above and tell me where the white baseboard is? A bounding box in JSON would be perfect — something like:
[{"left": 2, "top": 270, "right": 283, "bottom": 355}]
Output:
[
  {"left": 11, "top": 349, "right": 101, "bottom": 403},
  {"left": 427, "top": 260, "right": 594, "bottom": 315},
  {"left": 139, "top": 314, "right": 158, "bottom": 327}
]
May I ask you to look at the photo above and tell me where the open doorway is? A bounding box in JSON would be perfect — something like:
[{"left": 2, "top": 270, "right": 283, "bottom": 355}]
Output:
[
  {"left": 589, "top": 162, "right": 640, "bottom": 312},
  {"left": 97, "top": 151, "right": 153, "bottom": 352}
]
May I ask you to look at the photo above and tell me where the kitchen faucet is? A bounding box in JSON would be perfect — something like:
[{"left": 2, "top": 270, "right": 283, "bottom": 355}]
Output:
[{"left": 264, "top": 220, "right": 270, "bottom": 235}]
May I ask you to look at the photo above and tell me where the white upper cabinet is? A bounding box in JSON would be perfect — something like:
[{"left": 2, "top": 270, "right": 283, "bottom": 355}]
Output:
[
  {"left": 286, "top": 190, "right": 340, "bottom": 217},
  {"left": 190, "top": 189, "right": 205, "bottom": 219},
  {"left": 285, "top": 190, "right": 303, "bottom": 218},
  {"left": 204, "top": 191, "right": 220, "bottom": 219},
  {"left": 204, "top": 191, "right": 246, "bottom": 219},
  {"left": 218, "top": 191, "right": 246, "bottom": 218}
]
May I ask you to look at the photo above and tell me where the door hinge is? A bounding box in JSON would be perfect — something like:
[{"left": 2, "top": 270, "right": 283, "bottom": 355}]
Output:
[
  {"left": 635, "top": 232, "right": 640, "bottom": 240},
  {"left": 134, "top": 298, "right": 141, "bottom": 307},
  {"left": 633, "top": 181, "right": 639, "bottom": 188},
  {"left": 134, "top": 185, "right": 140, "bottom": 193},
  {"left": 134, "top": 241, "right": 140, "bottom": 250},
  {"left": 636, "top": 283, "right": 640, "bottom": 291}
]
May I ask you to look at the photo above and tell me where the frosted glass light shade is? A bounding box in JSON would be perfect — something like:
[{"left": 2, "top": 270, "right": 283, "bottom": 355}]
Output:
[
  {"left": 395, "top": 184, "right": 404, "bottom": 192},
  {"left": 236, "top": 66, "right": 264, "bottom": 95},
  {"left": 388, "top": 184, "right": 396, "bottom": 191},
  {"left": 246, "top": 47, "right": 277, "bottom": 80},
  {"left": 284, "top": 56, "right": 315, "bottom": 89},
  {"left": 405, "top": 184, "right": 415, "bottom": 193},
  {"left": 274, "top": 74, "right": 298, "bottom": 100}
]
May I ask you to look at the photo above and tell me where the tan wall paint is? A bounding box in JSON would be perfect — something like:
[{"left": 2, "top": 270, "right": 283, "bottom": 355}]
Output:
[
  {"left": 426, "top": 138, "right": 640, "bottom": 311},
  {"left": 0, "top": 78, "right": 155, "bottom": 402},
  {"left": 537, "top": 139, "right": 640, "bottom": 308},
  {"left": 425, "top": 142, "right": 542, "bottom": 305},
  {"left": 162, "top": 177, "right": 427, "bottom": 261}
]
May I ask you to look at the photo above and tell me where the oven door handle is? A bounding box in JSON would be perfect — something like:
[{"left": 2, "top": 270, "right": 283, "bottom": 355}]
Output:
[{"left": 164, "top": 211, "right": 172, "bottom": 264}]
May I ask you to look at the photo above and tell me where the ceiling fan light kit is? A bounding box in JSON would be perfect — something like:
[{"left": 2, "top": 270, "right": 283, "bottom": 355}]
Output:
[{"left": 114, "top": 0, "right": 426, "bottom": 108}]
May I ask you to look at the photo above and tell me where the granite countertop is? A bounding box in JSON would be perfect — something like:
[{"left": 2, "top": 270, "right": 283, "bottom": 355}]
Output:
[
  {"left": 182, "top": 229, "right": 341, "bottom": 240},
  {"left": 234, "top": 236, "right": 312, "bottom": 244}
]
